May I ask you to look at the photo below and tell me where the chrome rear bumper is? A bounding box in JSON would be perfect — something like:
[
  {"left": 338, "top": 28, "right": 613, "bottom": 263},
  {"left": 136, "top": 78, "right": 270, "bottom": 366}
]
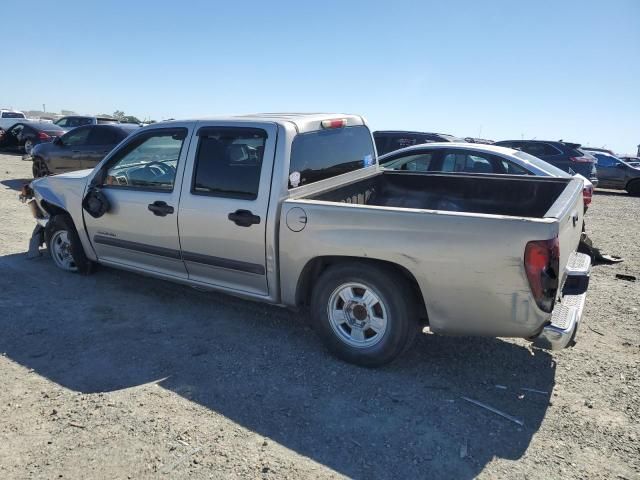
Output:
[{"left": 532, "top": 252, "right": 591, "bottom": 350}]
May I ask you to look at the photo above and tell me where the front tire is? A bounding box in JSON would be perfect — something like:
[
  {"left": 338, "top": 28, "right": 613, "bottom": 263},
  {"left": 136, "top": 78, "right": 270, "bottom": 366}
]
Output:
[
  {"left": 32, "top": 157, "right": 50, "bottom": 178},
  {"left": 45, "top": 214, "right": 94, "bottom": 275},
  {"left": 626, "top": 180, "right": 640, "bottom": 196},
  {"left": 310, "top": 262, "right": 419, "bottom": 367}
]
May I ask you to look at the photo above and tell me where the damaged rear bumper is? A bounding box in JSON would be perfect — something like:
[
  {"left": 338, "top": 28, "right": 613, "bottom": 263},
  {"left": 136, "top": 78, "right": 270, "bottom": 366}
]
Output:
[{"left": 531, "top": 252, "right": 591, "bottom": 350}]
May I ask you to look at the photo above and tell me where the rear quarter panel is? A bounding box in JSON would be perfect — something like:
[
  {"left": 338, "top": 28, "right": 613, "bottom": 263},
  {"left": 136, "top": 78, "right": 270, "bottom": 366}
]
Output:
[{"left": 279, "top": 200, "right": 558, "bottom": 338}]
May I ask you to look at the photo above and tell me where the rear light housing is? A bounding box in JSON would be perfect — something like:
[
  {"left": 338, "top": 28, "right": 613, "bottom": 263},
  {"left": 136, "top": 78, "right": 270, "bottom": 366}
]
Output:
[
  {"left": 569, "top": 155, "right": 594, "bottom": 163},
  {"left": 37, "top": 132, "right": 51, "bottom": 140},
  {"left": 321, "top": 118, "right": 347, "bottom": 129},
  {"left": 524, "top": 237, "right": 559, "bottom": 312},
  {"left": 582, "top": 185, "right": 593, "bottom": 207}
]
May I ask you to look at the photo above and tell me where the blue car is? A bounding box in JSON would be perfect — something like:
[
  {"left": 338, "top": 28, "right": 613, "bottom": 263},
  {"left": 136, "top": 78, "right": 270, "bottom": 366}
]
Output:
[{"left": 583, "top": 150, "right": 640, "bottom": 196}]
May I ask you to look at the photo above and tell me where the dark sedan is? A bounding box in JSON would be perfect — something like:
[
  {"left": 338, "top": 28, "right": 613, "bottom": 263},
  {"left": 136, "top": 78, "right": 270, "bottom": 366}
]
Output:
[
  {"left": 30, "top": 124, "right": 140, "bottom": 177},
  {"left": 0, "top": 122, "right": 65, "bottom": 155}
]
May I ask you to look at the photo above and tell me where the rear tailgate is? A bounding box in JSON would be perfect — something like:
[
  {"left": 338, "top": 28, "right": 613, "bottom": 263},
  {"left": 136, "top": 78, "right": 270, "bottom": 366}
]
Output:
[{"left": 545, "top": 177, "right": 584, "bottom": 290}]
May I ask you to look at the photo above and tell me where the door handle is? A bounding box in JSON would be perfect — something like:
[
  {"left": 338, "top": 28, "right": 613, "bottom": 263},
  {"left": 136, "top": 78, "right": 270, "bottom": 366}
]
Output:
[
  {"left": 148, "top": 201, "right": 174, "bottom": 217},
  {"left": 228, "top": 209, "right": 261, "bottom": 227}
]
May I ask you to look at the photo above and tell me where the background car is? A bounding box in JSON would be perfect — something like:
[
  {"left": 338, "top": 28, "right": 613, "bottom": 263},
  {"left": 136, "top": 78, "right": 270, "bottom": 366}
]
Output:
[
  {"left": 582, "top": 150, "right": 640, "bottom": 195},
  {"left": 373, "top": 130, "right": 466, "bottom": 155},
  {"left": 0, "top": 122, "right": 65, "bottom": 155},
  {"left": 54, "top": 115, "right": 120, "bottom": 130},
  {"left": 0, "top": 109, "right": 26, "bottom": 131},
  {"left": 379, "top": 142, "right": 594, "bottom": 207},
  {"left": 619, "top": 155, "right": 640, "bottom": 167},
  {"left": 494, "top": 139, "right": 598, "bottom": 186},
  {"left": 30, "top": 124, "right": 140, "bottom": 177}
]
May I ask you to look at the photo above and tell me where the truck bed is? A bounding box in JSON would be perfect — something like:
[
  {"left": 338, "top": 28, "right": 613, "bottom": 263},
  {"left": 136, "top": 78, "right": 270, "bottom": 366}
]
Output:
[{"left": 309, "top": 171, "right": 570, "bottom": 218}]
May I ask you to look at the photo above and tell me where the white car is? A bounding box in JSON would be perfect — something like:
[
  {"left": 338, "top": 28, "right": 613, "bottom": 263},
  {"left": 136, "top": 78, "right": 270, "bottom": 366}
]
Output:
[
  {"left": 0, "top": 109, "right": 26, "bottom": 131},
  {"left": 379, "top": 142, "right": 594, "bottom": 207}
]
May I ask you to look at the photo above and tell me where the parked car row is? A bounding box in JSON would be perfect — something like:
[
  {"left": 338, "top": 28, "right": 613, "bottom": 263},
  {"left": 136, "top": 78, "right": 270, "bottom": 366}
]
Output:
[
  {"left": 20, "top": 113, "right": 591, "bottom": 366},
  {"left": 373, "top": 130, "right": 639, "bottom": 196}
]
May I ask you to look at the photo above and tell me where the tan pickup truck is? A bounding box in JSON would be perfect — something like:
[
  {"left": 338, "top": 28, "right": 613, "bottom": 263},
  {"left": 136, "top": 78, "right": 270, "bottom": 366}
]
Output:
[{"left": 21, "top": 113, "right": 590, "bottom": 366}]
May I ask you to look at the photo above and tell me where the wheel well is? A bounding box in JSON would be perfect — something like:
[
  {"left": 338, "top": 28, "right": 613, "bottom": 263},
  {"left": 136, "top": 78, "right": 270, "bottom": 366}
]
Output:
[
  {"left": 626, "top": 178, "right": 640, "bottom": 190},
  {"left": 40, "top": 200, "right": 68, "bottom": 218},
  {"left": 295, "top": 256, "right": 428, "bottom": 323}
]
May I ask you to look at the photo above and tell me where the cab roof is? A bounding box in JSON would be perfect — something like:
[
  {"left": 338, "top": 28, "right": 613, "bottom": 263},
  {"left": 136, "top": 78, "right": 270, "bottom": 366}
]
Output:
[{"left": 159, "top": 113, "right": 366, "bottom": 134}]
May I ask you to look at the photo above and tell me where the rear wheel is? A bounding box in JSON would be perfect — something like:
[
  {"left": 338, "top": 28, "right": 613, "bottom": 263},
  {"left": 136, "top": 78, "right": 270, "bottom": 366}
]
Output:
[
  {"left": 45, "top": 214, "right": 94, "bottom": 275},
  {"left": 626, "top": 180, "right": 640, "bottom": 196},
  {"left": 24, "top": 139, "right": 34, "bottom": 155},
  {"left": 32, "top": 157, "right": 50, "bottom": 178},
  {"left": 310, "top": 262, "right": 419, "bottom": 367}
]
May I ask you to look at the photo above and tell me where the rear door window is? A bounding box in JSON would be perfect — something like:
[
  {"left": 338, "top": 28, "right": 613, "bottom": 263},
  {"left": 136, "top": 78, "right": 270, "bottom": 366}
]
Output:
[
  {"left": 192, "top": 127, "right": 266, "bottom": 199},
  {"left": 289, "top": 125, "right": 375, "bottom": 188},
  {"left": 61, "top": 127, "right": 91, "bottom": 146},
  {"left": 88, "top": 127, "right": 123, "bottom": 145},
  {"left": 438, "top": 150, "right": 507, "bottom": 174},
  {"left": 382, "top": 152, "right": 435, "bottom": 171}
]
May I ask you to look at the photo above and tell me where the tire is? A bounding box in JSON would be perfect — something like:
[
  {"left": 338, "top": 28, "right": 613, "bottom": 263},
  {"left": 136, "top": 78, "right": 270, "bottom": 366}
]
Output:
[
  {"left": 45, "top": 214, "right": 94, "bottom": 275},
  {"left": 24, "top": 138, "right": 34, "bottom": 155},
  {"left": 310, "top": 262, "right": 419, "bottom": 367},
  {"left": 32, "top": 157, "right": 50, "bottom": 178},
  {"left": 626, "top": 180, "right": 640, "bottom": 196}
]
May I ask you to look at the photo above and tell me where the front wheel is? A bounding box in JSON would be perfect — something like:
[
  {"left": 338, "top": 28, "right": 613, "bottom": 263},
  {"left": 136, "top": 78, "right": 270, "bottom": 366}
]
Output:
[
  {"left": 45, "top": 214, "right": 94, "bottom": 274},
  {"left": 310, "top": 262, "right": 419, "bottom": 367},
  {"left": 626, "top": 180, "right": 640, "bottom": 197},
  {"left": 32, "top": 157, "right": 50, "bottom": 178}
]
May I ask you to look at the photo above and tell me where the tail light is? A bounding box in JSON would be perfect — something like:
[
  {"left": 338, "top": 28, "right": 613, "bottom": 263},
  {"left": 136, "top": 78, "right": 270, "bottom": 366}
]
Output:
[
  {"left": 37, "top": 132, "right": 51, "bottom": 140},
  {"left": 583, "top": 185, "right": 593, "bottom": 207},
  {"left": 569, "top": 155, "right": 593, "bottom": 163},
  {"left": 524, "top": 237, "right": 559, "bottom": 312}
]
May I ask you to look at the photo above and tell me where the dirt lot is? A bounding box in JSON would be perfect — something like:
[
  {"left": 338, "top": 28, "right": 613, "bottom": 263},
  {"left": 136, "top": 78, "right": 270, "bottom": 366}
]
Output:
[{"left": 0, "top": 152, "right": 638, "bottom": 480}]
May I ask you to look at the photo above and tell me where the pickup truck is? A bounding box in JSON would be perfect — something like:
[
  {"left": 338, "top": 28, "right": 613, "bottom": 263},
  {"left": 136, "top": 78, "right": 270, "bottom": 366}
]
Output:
[
  {"left": 0, "top": 109, "right": 26, "bottom": 131},
  {"left": 21, "top": 114, "right": 591, "bottom": 366}
]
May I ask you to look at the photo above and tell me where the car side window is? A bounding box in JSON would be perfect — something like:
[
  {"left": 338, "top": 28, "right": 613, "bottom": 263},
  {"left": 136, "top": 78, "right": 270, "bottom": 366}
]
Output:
[
  {"left": 192, "top": 127, "right": 266, "bottom": 200},
  {"left": 61, "top": 127, "right": 91, "bottom": 146},
  {"left": 88, "top": 127, "right": 120, "bottom": 145},
  {"left": 56, "top": 118, "right": 68, "bottom": 127},
  {"left": 103, "top": 129, "right": 186, "bottom": 190},
  {"left": 500, "top": 160, "right": 530, "bottom": 175},
  {"left": 385, "top": 152, "right": 434, "bottom": 171},
  {"left": 440, "top": 152, "right": 497, "bottom": 173},
  {"left": 595, "top": 154, "right": 617, "bottom": 167}
]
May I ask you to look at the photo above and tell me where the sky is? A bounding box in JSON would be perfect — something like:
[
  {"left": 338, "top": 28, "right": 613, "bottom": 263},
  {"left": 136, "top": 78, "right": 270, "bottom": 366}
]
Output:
[{"left": 2, "top": 0, "right": 639, "bottom": 154}]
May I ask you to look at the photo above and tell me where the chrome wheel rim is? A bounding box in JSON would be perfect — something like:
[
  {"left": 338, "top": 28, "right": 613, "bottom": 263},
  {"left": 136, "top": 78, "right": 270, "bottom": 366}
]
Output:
[
  {"left": 50, "top": 230, "right": 78, "bottom": 272},
  {"left": 328, "top": 282, "right": 388, "bottom": 348},
  {"left": 24, "top": 140, "right": 33, "bottom": 154}
]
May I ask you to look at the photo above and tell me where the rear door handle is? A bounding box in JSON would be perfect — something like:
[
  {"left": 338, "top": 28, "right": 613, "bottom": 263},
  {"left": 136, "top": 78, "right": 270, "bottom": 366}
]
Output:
[
  {"left": 148, "top": 201, "right": 174, "bottom": 217},
  {"left": 228, "top": 209, "right": 261, "bottom": 227}
]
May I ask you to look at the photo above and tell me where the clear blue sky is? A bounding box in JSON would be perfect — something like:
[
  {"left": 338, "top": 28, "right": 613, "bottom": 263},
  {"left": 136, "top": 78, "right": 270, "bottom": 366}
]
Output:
[{"left": 3, "top": 0, "right": 639, "bottom": 153}]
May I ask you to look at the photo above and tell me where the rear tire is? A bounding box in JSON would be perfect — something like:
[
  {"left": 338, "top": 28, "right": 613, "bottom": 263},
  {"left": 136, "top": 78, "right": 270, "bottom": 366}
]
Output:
[
  {"left": 310, "top": 262, "right": 419, "bottom": 367},
  {"left": 24, "top": 139, "right": 34, "bottom": 155},
  {"left": 32, "top": 157, "right": 50, "bottom": 178},
  {"left": 626, "top": 180, "right": 640, "bottom": 196},
  {"left": 45, "top": 214, "right": 94, "bottom": 275}
]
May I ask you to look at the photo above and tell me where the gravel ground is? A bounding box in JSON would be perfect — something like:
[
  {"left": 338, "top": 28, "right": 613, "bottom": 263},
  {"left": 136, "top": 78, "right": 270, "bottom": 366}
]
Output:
[{"left": 0, "top": 152, "right": 638, "bottom": 479}]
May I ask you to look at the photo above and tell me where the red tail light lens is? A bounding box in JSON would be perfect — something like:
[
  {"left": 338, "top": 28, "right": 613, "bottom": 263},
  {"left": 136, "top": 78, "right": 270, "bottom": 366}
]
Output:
[
  {"left": 524, "top": 238, "right": 559, "bottom": 312},
  {"left": 37, "top": 132, "right": 51, "bottom": 140},
  {"left": 569, "top": 156, "right": 593, "bottom": 163},
  {"left": 582, "top": 186, "right": 593, "bottom": 207}
]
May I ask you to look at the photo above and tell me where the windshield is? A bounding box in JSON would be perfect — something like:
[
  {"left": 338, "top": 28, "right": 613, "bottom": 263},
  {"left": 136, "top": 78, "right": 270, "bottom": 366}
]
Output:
[
  {"left": 513, "top": 151, "right": 570, "bottom": 177},
  {"left": 289, "top": 125, "right": 375, "bottom": 188}
]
